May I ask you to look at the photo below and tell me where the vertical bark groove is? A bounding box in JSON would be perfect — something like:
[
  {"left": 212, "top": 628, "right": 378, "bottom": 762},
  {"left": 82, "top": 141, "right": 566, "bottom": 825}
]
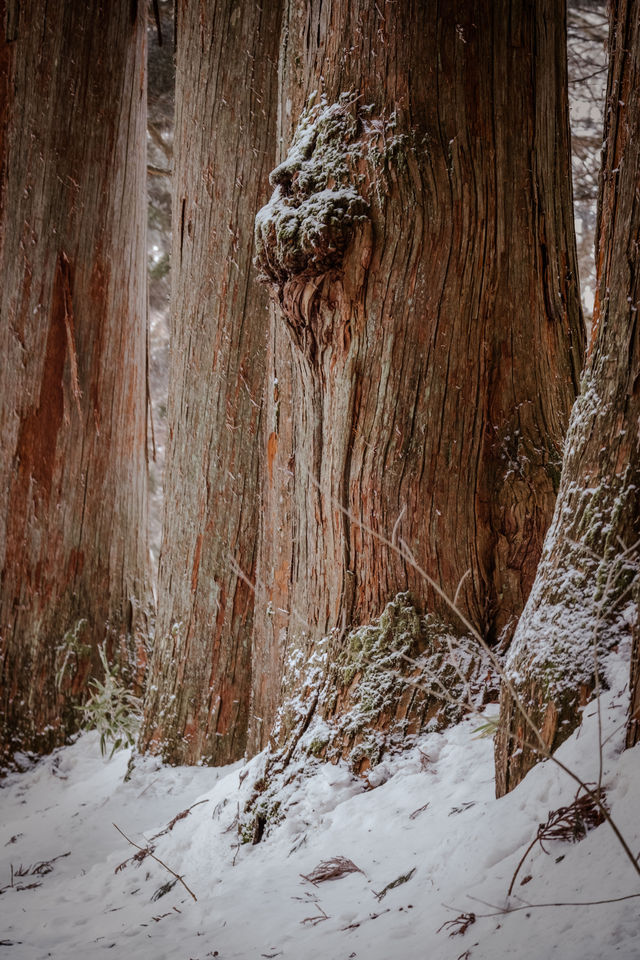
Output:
[
  {"left": 496, "top": 0, "right": 640, "bottom": 792},
  {"left": 249, "top": 0, "right": 584, "bottom": 762},
  {"left": 139, "top": 0, "right": 283, "bottom": 765},
  {"left": 0, "top": 2, "right": 150, "bottom": 766}
]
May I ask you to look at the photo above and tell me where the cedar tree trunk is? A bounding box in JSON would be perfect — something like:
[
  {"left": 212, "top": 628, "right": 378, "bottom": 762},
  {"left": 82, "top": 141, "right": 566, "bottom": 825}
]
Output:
[
  {"left": 0, "top": 2, "right": 150, "bottom": 765},
  {"left": 138, "top": 0, "right": 282, "bottom": 765},
  {"left": 249, "top": 0, "right": 585, "bottom": 759},
  {"left": 496, "top": 0, "right": 640, "bottom": 793}
]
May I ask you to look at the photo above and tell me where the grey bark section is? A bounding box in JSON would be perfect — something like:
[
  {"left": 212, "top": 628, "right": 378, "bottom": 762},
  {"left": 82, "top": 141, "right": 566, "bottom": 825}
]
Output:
[
  {"left": 139, "top": 0, "right": 282, "bottom": 765},
  {"left": 495, "top": 0, "right": 640, "bottom": 793},
  {"left": 0, "top": 2, "right": 150, "bottom": 765},
  {"left": 248, "top": 0, "right": 585, "bottom": 758}
]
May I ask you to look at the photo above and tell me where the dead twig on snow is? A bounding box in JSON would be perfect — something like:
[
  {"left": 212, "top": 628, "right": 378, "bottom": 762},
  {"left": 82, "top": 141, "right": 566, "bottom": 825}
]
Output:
[
  {"left": 301, "top": 903, "right": 329, "bottom": 925},
  {"left": 115, "top": 800, "right": 208, "bottom": 872},
  {"left": 373, "top": 867, "right": 416, "bottom": 901},
  {"left": 437, "top": 912, "right": 476, "bottom": 937},
  {"left": 113, "top": 822, "right": 197, "bottom": 902},
  {"left": 508, "top": 785, "right": 607, "bottom": 896}
]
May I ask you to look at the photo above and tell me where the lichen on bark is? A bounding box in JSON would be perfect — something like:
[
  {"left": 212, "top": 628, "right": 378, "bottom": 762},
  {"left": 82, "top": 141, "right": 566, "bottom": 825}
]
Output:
[
  {"left": 322, "top": 594, "right": 499, "bottom": 773},
  {"left": 241, "top": 594, "right": 498, "bottom": 843},
  {"left": 269, "top": 593, "right": 497, "bottom": 771}
]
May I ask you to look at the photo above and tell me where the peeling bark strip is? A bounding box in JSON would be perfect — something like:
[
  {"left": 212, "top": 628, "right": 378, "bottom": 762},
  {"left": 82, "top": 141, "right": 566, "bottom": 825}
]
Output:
[
  {"left": 495, "top": 0, "right": 640, "bottom": 794},
  {"left": 138, "top": 0, "right": 282, "bottom": 766},
  {"left": 248, "top": 0, "right": 584, "bottom": 759},
  {"left": 0, "top": 2, "right": 150, "bottom": 766}
]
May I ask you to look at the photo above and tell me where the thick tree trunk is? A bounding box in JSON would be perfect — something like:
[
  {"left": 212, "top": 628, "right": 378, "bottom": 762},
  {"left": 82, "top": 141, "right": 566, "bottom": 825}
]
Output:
[
  {"left": 496, "top": 0, "right": 640, "bottom": 793},
  {"left": 138, "top": 0, "right": 282, "bottom": 765},
  {"left": 248, "top": 0, "right": 584, "bottom": 762},
  {"left": 0, "top": 2, "right": 150, "bottom": 765}
]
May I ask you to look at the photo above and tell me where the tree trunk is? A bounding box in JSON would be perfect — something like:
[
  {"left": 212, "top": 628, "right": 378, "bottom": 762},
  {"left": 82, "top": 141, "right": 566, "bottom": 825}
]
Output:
[
  {"left": 138, "top": 0, "right": 282, "bottom": 765},
  {"left": 0, "top": 2, "right": 150, "bottom": 766},
  {"left": 248, "top": 0, "right": 584, "bottom": 762},
  {"left": 495, "top": 0, "right": 640, "bottom": 793}
]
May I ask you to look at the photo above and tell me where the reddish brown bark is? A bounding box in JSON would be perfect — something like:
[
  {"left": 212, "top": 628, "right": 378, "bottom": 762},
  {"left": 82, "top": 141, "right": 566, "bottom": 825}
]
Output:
[
  {"left": 138, "top": 0, "right": 282, "bottom": 765},
  {"left": 249, "top": 0, "right": 584, "bottom": 759},
  {"left": 496, "top": 0, "right": 640, "bottom": 792},
  {"left": 0, "top": 3, "right": 150, "bottom": 765}
]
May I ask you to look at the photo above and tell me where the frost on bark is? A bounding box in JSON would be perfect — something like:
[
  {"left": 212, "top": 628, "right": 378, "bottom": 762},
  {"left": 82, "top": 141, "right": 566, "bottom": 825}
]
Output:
[
  {"left": 138, "top": 0, "right": 282, "bottom": 765},
  {"left": 247, "top": 0, "right": 584, "bottom": 765},
  {"left": 0, "top": 2, "right": 150, "bottom": 766},
  {"left": 266, "top": 593, "right": 498, "bottom": 778},
  {"left": 496, "top": 0, "right": 640, "bottom": 793}
]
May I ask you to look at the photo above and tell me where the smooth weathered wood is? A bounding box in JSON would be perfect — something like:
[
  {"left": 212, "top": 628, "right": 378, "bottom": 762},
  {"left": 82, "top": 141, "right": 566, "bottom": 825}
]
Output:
[
  {"left": 138, "top": 0, "right": 282, "bottom": 765},
  {"left": 0, "top": 2, "right": 150, "bottom": 765},
  {"left": 496, "top": 0, "right": 640, "bottom": 792},
  {"left": 249, "top": 0, "right": 584, "bottom": 759}
]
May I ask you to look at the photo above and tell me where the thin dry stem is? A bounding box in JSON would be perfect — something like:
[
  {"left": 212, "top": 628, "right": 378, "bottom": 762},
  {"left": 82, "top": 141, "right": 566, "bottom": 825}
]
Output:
[
  {"left": 113, "top": 823, "right": 198, "bottom": 902},
  {"left": 464, "top": 890, "right": 640, "bottom": 916}
]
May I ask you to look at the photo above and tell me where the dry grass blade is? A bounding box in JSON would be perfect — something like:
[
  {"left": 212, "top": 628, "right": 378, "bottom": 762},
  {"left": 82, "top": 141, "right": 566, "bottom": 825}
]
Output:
[
  {"left": 373, "top": 867, "right": 416, "bottom": 901},
  {"left": 467, "top": 891, "right": 640, "bottom": 915},
  {"left": 115, "top": 843, "right": 153, "bottom": 873},
  {"left": 155, "top": 799, "right": 209, "bottom": 838},
  {"left": 409, "top": 802, "right": 430, "bottom": 820},
  {"left": 12, "top": 851, "right": 71, "bottom": 878},
  {"left": 300, "top": 856, "right": 364, "bottom": 885},
  {"left": 2, "top": 851, "right": 72, "bottom": 893},
  {"left": 301, "top": 904, "right": 329, "bottom": 925}
]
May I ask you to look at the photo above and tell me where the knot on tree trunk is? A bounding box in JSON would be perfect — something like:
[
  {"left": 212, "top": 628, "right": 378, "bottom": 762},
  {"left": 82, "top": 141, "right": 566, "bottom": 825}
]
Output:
[{"left": 254, "top": 93, "right": 371, "bottom": 329}]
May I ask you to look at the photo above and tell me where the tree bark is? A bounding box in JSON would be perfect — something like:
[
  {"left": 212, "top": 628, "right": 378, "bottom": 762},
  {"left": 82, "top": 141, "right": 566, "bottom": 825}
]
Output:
[
  {"left": 0, "top": 2, "right": 150, "bottom": 765},
  {"left": 249, "top": 0, "right": 584, "bottom": 762},
  {"left": 495, "top": 0, "right": 640, "bottom": 793},
  {"left": 138, "top": 0, "right": 282, "bottom": 765}
]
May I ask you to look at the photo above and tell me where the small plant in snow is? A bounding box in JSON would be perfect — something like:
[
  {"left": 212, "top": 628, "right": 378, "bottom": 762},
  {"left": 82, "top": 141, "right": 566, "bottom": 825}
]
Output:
[
  {"left": 471, "top": 715, "right": 500, "bottom": 739},
  {"left": 77, "top": 644, "right": 141, "bottom": 757}
]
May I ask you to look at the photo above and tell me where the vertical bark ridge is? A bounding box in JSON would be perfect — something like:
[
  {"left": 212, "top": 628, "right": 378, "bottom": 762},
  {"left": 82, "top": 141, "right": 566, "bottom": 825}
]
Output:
[
  {"left": 496, "top": 0, "right": 640, "bottom": 792},
  {"left": 0, "top": 2, "right": 150, "bottom": 766},
  {"left": 249, "top": 0, "right": 584, "bottom": 764},
  {"left": 139, "top": 0, "right": 283, "bottom": 765}
]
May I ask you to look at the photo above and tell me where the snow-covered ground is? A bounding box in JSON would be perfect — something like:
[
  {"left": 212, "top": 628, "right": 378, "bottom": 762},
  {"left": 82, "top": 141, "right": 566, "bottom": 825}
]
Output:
[{"left": 1, "top": 650, "right": 638, "bottom": 960}]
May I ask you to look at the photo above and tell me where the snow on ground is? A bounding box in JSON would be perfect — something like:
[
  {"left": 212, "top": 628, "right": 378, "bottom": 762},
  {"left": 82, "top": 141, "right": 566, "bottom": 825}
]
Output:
[{"left": 1, "top": 651, "right": 639, "bottom": 960}]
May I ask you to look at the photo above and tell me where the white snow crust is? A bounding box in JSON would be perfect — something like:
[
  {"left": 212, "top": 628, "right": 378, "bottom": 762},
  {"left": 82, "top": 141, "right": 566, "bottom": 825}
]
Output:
[{"left": 1, "top": 650, "right": 638, "bottom": 959}]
